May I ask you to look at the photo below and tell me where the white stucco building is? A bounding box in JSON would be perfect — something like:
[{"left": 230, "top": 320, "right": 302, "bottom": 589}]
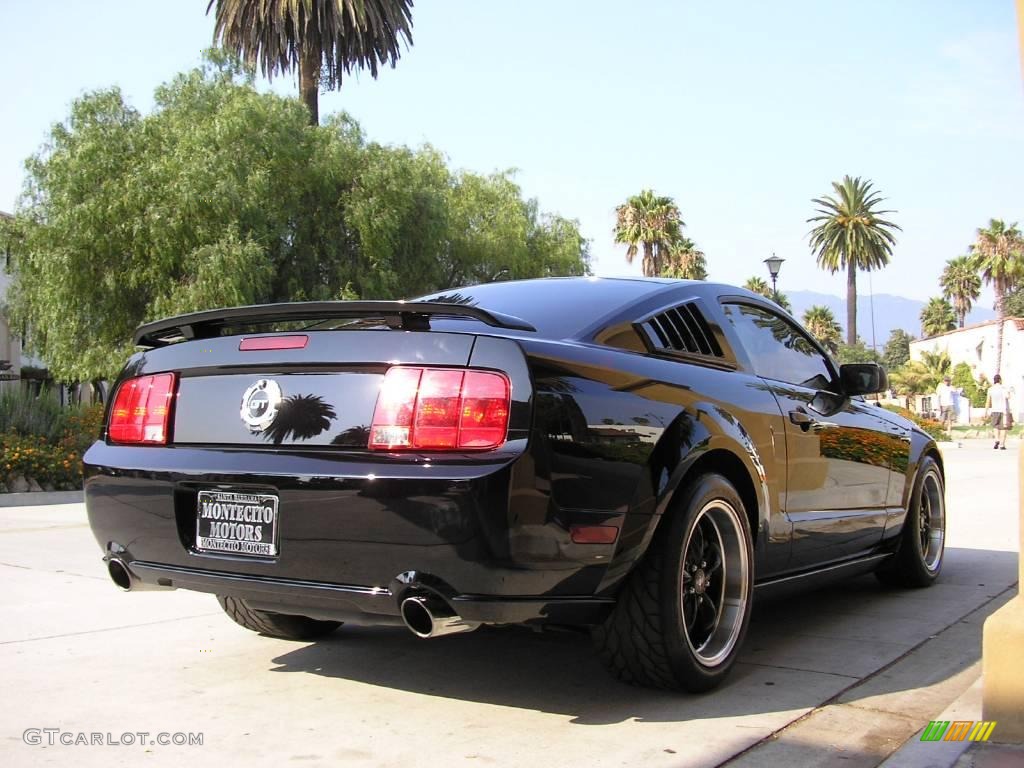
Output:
[
  {"left": 0, "top": 211, "right": 23, "bottom": 388},
  {"left": 909, "top": 317, "right": 1023, "bottom": 421}
]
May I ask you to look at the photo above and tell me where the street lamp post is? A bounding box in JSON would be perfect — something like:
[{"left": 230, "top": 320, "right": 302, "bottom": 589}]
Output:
[{"left": 763, "top": 254, "right": 785, "bottom": 294}]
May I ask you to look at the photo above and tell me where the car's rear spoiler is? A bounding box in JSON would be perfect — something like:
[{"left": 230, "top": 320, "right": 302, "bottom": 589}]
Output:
[{"left": 133, "top": 301, "right": 536, "bottom": 348}]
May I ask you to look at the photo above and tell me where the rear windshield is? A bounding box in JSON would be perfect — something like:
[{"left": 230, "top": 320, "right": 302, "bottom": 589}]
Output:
[{"left": 414, "top": 278, "right": 668, "bottom": 338}]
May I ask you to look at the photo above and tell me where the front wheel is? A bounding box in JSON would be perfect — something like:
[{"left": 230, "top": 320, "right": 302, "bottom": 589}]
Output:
[
  {"left": 593, "top": 474, "right": 754, "bottom": 691},
  {"left": 876, "top": 456, "right": 945, "bottom": 588}
]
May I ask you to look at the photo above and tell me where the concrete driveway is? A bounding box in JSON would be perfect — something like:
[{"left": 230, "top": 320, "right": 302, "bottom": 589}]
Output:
[{"left": 1, "top": 441, "right": 1018, "bottom": 768}]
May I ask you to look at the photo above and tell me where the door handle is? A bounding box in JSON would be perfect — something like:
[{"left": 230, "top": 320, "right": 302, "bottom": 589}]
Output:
[{"left": 789, "top": 409, "right": 816, "bottom": 431}]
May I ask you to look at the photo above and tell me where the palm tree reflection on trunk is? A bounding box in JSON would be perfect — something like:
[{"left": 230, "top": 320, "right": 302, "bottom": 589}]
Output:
[{"left": 263, "top": 394, "right": 337, "bottom": 445}]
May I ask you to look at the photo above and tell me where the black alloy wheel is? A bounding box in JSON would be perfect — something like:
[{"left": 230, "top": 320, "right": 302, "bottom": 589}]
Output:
[{"left": 593, "top": 473, "right": 754, "bottom": 691}]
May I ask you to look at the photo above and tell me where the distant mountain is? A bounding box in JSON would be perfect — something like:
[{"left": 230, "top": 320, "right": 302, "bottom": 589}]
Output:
[{"left": 786, "top": 290, "right": 995, "bottom": 348}]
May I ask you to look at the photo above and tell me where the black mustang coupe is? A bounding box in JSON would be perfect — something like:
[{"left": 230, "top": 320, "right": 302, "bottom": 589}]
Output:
[{"left": 84, "top": 277, "right": 945, "bottom": 691}]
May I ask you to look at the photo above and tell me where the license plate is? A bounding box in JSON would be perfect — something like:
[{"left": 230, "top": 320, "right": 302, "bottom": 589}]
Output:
[{"left": 195, "top": 490, "right": 279, "bottom": 557}]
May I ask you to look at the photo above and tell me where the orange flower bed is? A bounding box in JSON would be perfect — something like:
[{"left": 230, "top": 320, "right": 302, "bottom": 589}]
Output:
[{"left": 1, "top": 404, "right": 104, "bottom": 491}]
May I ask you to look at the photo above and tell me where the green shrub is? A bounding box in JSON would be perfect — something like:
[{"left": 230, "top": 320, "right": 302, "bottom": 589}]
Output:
[
  {"left": 61, "top": 405, "right": 104, "bottom": 458},
  {"left": 0, "top": 390, "right": 104, "bottom": 491},
  {"left": 1, "top": 433, "right": 80, "bottom": 490},
  {"left": 0, "top": 387, "right": 69, "bottom": 442},
  {"left": 950, "top": 363, "right": 990, "bottom": 408},
  {"left": 974, "top": 374, "right": 992, "bottom": 408}
]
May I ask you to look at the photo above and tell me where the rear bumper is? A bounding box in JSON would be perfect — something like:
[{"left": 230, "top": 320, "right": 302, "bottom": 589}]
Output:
[
  {"left": 84, "top": 442, "right": 624, "bottom": 626},
  {"left": 112, "top": 559, "right": 613, "bottom": 625}
]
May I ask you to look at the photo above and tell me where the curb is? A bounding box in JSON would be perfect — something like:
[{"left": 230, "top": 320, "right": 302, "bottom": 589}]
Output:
[
  {"left": 0, "top": 490, "right": 84, "bottom": 507},
  {"left": 878, "top": 677, "right": 982, "bottom": 768}
]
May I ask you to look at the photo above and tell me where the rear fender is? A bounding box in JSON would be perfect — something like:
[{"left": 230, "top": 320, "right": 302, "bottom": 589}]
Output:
[{"left": 600, "top": 402, "right": 769, "bottom": 590}]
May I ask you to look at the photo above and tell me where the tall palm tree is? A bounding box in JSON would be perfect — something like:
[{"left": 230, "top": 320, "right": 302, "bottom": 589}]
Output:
[
  {"left": 614, "top": 190, "right": 683, "bottom": 277},
  {"left": 802, "top": 305, "right": 843, "bottom": 354},
  {"left": 919, "top": 297, "right": 957, "bottom": 338},
  {"left": 939, "top": 255, "right": 981, "bottom": 328},
  {"left": 207, "top": 0, "right": 414, "bottom": 125},
  {"left": 807, "top": 175, "right": 901, "bottom": 345},
  {"left": 661, "top": 237, "right": 707, "bottom": 280},
  {"left": 970, "top": 219, "right": 1024, "bottom": 375}
]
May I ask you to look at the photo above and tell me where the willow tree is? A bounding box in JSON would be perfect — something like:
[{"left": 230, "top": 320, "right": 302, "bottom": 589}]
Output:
[
  {"left": 807, "top": 176, "right": 900, "bottom": 345},
  {"left": 7, "top": 57, "right": 588, "bottom": 382},
  {"left": 207, "top": 0, "right": 414, "bottom": 124}
]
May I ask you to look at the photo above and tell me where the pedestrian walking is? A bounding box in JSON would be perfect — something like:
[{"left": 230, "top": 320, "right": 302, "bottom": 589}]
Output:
[
  {"left": 935, "top": 375, "right": 955, "bottom": 434},
  {"left": 985, "top": 374, "right": 1013, "bottom": 450}
]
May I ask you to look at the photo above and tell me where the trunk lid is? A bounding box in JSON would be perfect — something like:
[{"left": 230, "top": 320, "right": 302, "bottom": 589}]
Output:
[{"left": 125, "top": 329, "right": 477, "bottom": 449}]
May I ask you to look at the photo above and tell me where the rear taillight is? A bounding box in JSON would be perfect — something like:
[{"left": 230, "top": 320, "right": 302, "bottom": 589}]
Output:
[
  {"left": 369, "top": 367, "right": 510, "bottom": 451},
  {"left": 108, "top": 373, "right": 177, "bottom": 445}
]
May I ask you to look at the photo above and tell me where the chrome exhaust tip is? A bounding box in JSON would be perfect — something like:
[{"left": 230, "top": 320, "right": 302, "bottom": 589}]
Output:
[
  {"left": 400, "top": 594, "right": 480, "bottom": 639},
  {"left": 107, "top": 557, "right": 133, "bottom": 591},
  {"left": 104, "top": 557, "right": 171, "bottom": 592}
]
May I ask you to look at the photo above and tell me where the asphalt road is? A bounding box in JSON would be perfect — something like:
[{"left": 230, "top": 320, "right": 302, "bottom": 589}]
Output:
[{"left": 0, "top": 441, "right": 1018, "bottom": 768}]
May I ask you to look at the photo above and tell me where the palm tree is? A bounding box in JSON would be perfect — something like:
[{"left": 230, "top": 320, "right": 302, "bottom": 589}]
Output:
[
  {"left": 920, "top": 297, "right": 957, "bottom": 338},
  {"left": 887, "top": 350, "right": 950, "bottom": 396},
  {"left": 614, "top": 190, "right": 683, "bottom": 277},
  {"left": 807, "top": 176, "right": 901, "bottom": 346},
  {"left": 743, "top": 277, "right": 790, "bottom": 311},
  {"left": 771, "top": 292, "right": 792, "bottom": 313},
  {"left": 661, "top": 237, "right": 707, "bottom": 280},
  {"left": 919, "top": 349, "right": 952, "bottom": 377},
  {"left": 207, "top": 0, "right": 414, "bottom": 125},
  {"left": 886, "top": 363, "right": 931, "bottom": 395},
  {"left": 743, "top": 276, "right": 772, "bottom": 297},
  {"left": 970, "top": 219, "right": 1024, "bottom": 375},
  {"left": 802, "top": 305, "right": 843, "bottom": 354},
  {"left": 939, "top": 255, "right": 981, "bottom": 328}
]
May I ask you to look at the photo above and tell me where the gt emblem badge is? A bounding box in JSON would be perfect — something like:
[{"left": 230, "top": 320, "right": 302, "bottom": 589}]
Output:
[{"left": 240, "top": 379, "right": 282, "bottom": 434}]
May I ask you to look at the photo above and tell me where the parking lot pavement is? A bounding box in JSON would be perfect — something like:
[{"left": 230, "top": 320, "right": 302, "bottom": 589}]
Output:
[{"left": 0, "top": 441, "right": 1018, "bottom": 768}]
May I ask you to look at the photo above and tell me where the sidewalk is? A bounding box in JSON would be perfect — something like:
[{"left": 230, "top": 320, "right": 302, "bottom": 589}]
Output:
[
  {"left": 879, "top": 676, "right": 1024, "bottom": 768},
  {"left": 0, "top": 490, "right": 84, "bottom": 507}
]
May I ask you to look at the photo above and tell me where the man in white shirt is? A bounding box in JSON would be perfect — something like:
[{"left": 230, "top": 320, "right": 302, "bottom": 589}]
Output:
[
  {"left": 935, "top": 375, "right": 955, "bottom": 433},
  {"left": 985, "top": 374, "right": 1011, "bottom": 450}
]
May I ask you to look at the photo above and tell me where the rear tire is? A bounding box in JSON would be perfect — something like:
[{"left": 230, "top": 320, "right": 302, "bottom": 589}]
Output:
[
  {"left": 593, "top": 474, "right": 754, "bottom": 692},
  {"left": 876, "top": 456, "right": 945, "bottom": 588},
  {"left": 216, "top": 595, "right": 341, "bottom": 640}
]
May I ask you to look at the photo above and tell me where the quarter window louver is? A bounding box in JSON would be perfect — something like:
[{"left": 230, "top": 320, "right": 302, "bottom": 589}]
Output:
[{"left": 639, "top": 303, "right": 722, "bottom": 357}]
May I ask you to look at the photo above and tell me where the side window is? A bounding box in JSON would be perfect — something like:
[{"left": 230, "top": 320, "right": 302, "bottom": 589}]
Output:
[{"left": 722, "top": 303, "right": 834, "bottom": 390}]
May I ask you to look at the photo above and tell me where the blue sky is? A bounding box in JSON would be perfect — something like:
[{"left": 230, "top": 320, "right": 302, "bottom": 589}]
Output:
[{"left": 2, "top": 1, "right": 1022, "bottom": 302}]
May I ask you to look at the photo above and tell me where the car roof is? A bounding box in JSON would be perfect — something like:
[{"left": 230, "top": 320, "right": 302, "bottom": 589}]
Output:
[{"left": 415, "top": 277, "right": 763, "bottom": 339}]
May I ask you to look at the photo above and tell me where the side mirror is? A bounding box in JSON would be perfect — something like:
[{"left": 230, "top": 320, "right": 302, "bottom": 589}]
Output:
[{"left": 839, "top": 362, "right": 888, "bottom": 396}]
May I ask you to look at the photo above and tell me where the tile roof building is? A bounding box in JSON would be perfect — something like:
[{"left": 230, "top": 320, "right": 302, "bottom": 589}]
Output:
[{"left": 910, "top": 317, "right": 1023, "bottom": 420}]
